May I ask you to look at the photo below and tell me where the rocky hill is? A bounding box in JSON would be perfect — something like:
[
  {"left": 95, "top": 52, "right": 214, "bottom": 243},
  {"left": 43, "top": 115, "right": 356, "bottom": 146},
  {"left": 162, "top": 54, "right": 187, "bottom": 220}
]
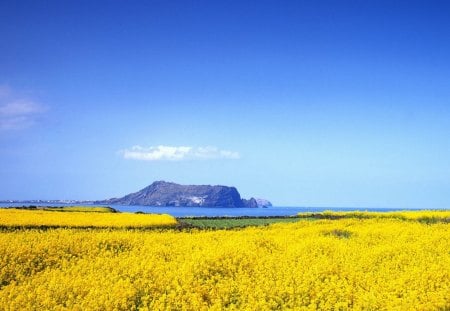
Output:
[
  {"left": 254, "top": 198, "right": 273, "bottom": 207},
  {"left": 96, "top": 181, "right": 271, "bottom": 208}
]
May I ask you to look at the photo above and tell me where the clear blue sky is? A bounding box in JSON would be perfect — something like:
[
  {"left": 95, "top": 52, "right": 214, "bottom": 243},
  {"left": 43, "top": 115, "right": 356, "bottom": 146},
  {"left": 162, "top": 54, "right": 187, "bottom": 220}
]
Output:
[{"left": 1, "top": 1, "right": 450, "bottom": 208}]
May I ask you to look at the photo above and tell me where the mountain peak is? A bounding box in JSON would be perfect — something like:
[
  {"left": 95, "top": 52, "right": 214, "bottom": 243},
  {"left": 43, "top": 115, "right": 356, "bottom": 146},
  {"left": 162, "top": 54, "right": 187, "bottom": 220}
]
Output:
[{"left": 149, "top": 180, "right": 173, "bottom": 187}]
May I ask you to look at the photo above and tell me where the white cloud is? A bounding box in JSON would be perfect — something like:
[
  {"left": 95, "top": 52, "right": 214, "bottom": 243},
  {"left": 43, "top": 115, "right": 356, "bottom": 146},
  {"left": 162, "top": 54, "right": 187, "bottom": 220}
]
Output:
[
  {"left": 121, "top": 145, "right": 240, "bottom": 161},
  {"left": 0, "top": 85, "right": 46, "bottom": 131},
  {"left": 0, "top": 99, "right": 43, "bottom": 116}
]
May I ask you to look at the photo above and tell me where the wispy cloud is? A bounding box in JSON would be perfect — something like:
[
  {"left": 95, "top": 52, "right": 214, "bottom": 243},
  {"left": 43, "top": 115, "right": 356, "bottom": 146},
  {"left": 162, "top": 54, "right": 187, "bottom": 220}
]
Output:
[
  {"left": 0, "top": 85, "right": 46, "bottom": 131},
  {"left": 120, "top": 145, "right": 240, "bottom": 161}
]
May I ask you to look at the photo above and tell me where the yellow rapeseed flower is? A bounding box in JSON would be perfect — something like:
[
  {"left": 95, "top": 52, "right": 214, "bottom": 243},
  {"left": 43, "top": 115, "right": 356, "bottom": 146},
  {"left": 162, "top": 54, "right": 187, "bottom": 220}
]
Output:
[{"left": 0, "top": 210, "right": 448, "bottom": 310}]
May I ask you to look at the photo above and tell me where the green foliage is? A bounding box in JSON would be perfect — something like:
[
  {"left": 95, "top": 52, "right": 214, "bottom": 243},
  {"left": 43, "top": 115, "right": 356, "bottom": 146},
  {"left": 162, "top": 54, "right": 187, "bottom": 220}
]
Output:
[
  {"left": 178, "top": 217, "right": 303, "bottom": 229},
  {"left": 324, "top": 229, "right": 353, "bottom": 239}
]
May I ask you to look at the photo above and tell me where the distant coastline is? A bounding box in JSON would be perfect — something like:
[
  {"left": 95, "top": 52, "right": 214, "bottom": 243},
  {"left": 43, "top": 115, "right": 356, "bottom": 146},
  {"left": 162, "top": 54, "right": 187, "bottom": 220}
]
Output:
[
  {"left": 0, "top": 202, "right": 440, "bottom": 218},
  {"left": 0, "top": 200, "right": 94, "bottom": 204}
]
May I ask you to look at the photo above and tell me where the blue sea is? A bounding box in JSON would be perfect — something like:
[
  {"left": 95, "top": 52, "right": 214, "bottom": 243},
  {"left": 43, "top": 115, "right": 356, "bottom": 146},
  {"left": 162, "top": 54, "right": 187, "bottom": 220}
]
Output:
[{"left": 0, "top": 202, "right": 428, "bottom": 217}]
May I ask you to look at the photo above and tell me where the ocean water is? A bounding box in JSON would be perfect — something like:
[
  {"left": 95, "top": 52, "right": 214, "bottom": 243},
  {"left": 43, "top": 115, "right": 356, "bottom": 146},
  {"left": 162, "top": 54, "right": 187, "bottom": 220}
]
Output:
[{"left": 0, "top": 202, "right": 426, "bottom": 217}]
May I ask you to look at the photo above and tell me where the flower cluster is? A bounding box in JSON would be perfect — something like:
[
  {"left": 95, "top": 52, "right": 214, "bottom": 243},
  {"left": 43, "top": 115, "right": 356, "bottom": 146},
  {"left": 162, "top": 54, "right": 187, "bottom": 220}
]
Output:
[
  {"left": 0, "top": 212, "right": 448, "bottom": 310},
  {"left": 0, "top": 209, "right": 177, "bottom": 228},
  {"left": 299, "top": 210, "right": 450, "bottom": 223}
]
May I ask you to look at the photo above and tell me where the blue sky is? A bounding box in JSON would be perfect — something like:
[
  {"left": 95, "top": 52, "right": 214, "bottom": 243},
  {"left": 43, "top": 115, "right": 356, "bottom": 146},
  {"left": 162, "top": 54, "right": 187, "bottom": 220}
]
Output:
[{"left": 1, "top": 1, "right": 450, "bottom": 208}]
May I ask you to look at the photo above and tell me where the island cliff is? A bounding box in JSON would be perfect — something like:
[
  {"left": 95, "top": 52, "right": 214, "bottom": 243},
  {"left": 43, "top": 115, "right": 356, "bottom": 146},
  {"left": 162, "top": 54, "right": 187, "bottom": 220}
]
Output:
[{"left": 95, "top": 181, "right": 271, "bottom": 208}]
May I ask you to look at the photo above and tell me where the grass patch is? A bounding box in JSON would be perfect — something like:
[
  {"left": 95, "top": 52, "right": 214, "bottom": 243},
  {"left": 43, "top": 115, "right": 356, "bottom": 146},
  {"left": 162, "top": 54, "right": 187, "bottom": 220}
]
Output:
[
  {"left": 324, "top": 229, "right": 353, "bottom": 239},
  {"left": 178, "top": 217, "right": 303, "bottom": 229}
]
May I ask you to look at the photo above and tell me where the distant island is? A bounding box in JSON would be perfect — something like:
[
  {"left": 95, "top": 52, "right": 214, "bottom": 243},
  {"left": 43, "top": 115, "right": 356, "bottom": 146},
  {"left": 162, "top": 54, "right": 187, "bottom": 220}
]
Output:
[{"left": 95, "top": 181, "right": 272, "bottom": 208}]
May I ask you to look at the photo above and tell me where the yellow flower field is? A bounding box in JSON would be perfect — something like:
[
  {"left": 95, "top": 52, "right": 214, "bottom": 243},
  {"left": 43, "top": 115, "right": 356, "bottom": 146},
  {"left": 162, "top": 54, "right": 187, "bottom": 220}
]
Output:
[
  {"left": 299, "top": 210, "right": 450, "bottom": 222},
  {"left": 0, "top": 209, "right": 177, "bottom": 228},
  {"left": 0, "top": 211, "right": 449, "bottom": 310}
]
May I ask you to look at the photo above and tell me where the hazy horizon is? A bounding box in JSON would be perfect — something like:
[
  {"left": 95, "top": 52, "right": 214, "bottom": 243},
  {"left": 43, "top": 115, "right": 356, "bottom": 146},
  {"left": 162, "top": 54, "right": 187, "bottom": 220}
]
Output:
[{"left": 1, "top": 1, "right": 450, "bottom": 209}]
